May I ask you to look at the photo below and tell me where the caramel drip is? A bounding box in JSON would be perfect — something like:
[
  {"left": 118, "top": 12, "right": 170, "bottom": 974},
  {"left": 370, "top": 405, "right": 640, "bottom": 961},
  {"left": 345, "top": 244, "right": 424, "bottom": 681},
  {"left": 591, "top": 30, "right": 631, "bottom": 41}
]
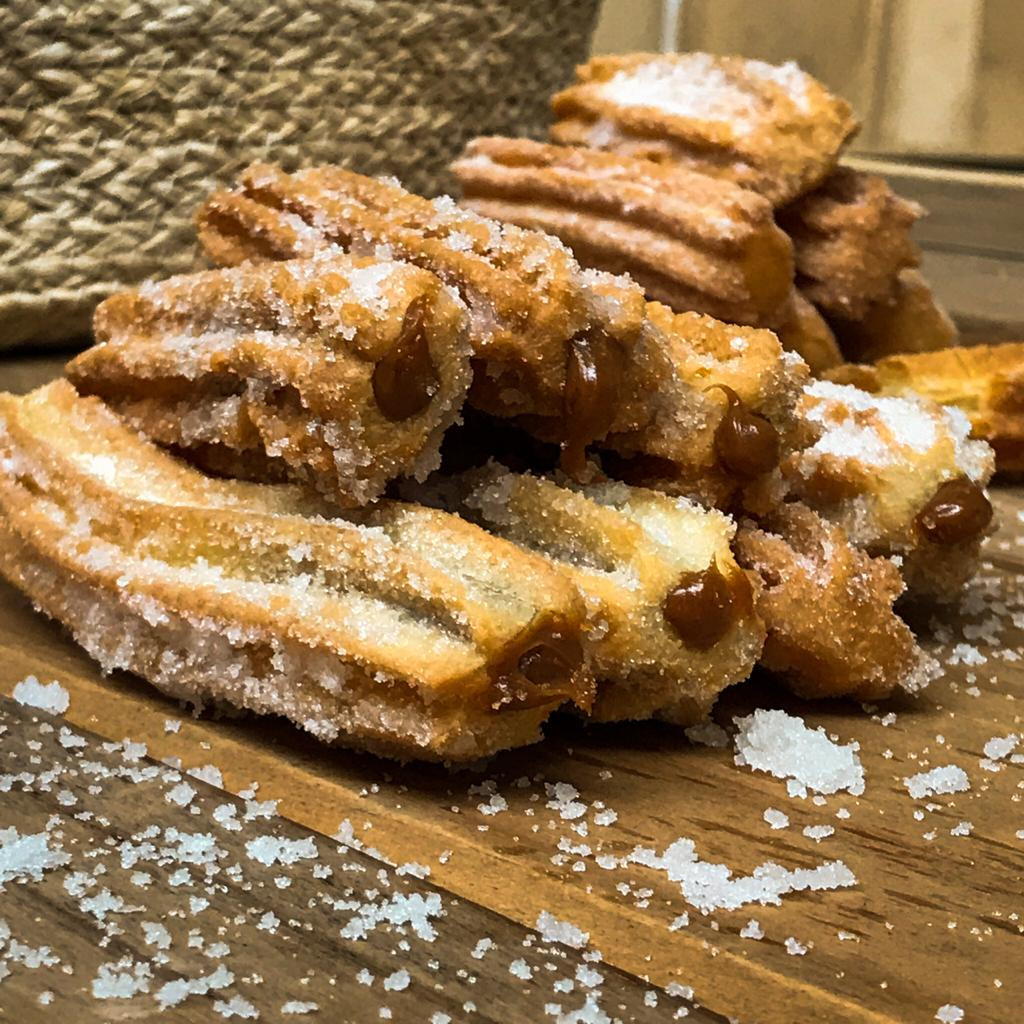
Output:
[
  {"left": 663, "top": 562, "right": 752, "bottom": 651},
  {"left": 915, "top": 477, "right": 992, "bottom": 546},
  {"left": 710, "top": 384, "right": 780, "bottom": 479},
  {"left": 372, "top": 297, "right": 439, "bottom": 421},
  {"left": 493, "top": 628, "right": 587, "bottom": 710},
  {"left": 561, "top": 329, "right": 625, "bottom": 479}
]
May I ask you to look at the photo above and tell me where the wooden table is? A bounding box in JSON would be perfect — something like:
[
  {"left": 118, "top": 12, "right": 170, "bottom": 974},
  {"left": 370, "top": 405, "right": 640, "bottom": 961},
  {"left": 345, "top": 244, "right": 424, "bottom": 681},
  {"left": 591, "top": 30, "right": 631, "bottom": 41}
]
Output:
[{"left": 2, "top": 174, "right": 1023, "bottom": 1022}]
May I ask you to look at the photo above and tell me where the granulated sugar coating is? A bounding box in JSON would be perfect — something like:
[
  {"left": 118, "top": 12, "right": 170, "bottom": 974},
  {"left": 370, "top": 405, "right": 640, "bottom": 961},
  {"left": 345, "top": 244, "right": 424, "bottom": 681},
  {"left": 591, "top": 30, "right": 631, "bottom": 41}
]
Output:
[{"left": 733, "top": 709, "right": 866, "bottom": 797}]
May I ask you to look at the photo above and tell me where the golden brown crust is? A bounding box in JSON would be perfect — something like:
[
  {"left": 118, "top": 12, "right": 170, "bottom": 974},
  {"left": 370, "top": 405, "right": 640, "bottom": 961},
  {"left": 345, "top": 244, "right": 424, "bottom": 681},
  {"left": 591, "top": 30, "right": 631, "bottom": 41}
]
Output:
[
  {"left": 828, "top": 269, "right": 958, "bottom": 363},
  {"left": 413, "top": 467, "right": 766, "bottom": 724},
  {"left": 772, "top": 290, "right": 843, "bottom": 374},
  {"left": 0, "top": 382, "right": 594, "bottom": 761},
  {"left": 826, "top": 343, "right": 1024, "bottom": 475},
  {"left": 782, "top": 379, "right": 996, "bottom": 601},
  {"left": 196, "top": 163, "right": 660, "bottom": 472},
  {"left": 68, "top": 256, "right": 472, "bottom": 508},
  {"left": 452, "top": 136, "right": 794, "bottom": 327},
  {"left": 551, "top": 52, "right": 858, "bottom": 205},
  {"left": 735, "top": 503, "right": 935, "bottom": 700},
  {"left": 778, "top": 168, "right": 923, "bottom": 320},
  {"left": 598, "top": 303, "right": 810, "bottom": 508}
]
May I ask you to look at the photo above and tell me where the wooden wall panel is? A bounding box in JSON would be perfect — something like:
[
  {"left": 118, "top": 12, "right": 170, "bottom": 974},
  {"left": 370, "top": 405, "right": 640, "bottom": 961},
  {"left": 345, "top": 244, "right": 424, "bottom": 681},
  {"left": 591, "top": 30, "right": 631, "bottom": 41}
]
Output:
[{"left": 591, "top": 0, "right": 662, "bottom": 55}]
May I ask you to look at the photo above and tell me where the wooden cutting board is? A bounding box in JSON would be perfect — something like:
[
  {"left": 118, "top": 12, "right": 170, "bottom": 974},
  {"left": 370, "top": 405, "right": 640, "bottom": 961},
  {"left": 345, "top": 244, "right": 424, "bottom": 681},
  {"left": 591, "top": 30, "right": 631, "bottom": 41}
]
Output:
[{"left": 1, "top": 470, "right": 1021, "bottom": 1023}]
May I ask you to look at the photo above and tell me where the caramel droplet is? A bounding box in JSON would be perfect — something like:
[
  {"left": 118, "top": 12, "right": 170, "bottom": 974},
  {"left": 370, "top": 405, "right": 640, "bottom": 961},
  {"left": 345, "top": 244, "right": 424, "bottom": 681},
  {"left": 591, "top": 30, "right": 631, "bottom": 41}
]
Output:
[
  {"left": 561, "top": 329, "right": 624, "bottom": 479},
  {"left": 493, "top": 629, "right": 587, "bottom": 710},
  {"left": 518, "top": 631, "right": 584, "bottom": 687},
  {"left": 711, "top": 384, "right": 780, "bottom": 479},
  {"left": 664, "top": 563, "right": 751, "bottom": 650},
  {"left": 372, "top": 297, "right": 439, "bottom": 421},
  {"left": 915, "top": 477, "right": 992, "bottom": 545}
]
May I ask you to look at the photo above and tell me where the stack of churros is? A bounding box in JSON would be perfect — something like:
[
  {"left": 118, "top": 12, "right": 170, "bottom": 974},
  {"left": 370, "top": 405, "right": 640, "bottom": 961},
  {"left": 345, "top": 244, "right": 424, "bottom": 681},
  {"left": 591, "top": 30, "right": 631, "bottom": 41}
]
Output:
[
  {"left": 0, "top": 55, "right": 1003, "bottom": 760},
  {"left": 448, "top": 52, "right": 956, "bottom": 369}
]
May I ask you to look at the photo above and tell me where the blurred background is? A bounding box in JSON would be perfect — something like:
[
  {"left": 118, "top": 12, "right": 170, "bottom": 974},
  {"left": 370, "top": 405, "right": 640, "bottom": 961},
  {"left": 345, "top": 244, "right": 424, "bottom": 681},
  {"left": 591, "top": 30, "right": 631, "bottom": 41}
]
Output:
[
  {"left": 593, "top": 0, "right": 1023, "bottom": 163},
  {"left": 590, "top": 0, "right": 1024, "bottom": 339}
]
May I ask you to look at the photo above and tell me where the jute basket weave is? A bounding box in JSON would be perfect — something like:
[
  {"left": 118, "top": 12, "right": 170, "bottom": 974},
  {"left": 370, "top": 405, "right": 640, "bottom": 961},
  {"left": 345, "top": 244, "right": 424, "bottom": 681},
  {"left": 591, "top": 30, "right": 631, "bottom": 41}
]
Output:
[{"left": 0, "top": 0, "right": 600, "bottom": 350}]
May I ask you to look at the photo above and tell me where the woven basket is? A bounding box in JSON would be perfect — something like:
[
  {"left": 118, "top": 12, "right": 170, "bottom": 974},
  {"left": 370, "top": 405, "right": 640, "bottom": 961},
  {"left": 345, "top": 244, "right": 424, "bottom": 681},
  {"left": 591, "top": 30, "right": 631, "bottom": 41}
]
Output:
[{"left": 0, "top": 0, "right": 600, "bottom": 351}]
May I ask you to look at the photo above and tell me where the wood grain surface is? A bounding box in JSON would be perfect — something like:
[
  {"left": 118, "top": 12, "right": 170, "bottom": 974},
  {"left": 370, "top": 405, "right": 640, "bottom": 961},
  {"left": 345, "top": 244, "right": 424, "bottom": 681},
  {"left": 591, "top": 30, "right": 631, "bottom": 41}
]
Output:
[
  {"left": 0, "top": 363, "right": 1022, "bottom": 1023},
  {"left": 0, "top": 699, "right": 680, "bottom": 1023}
]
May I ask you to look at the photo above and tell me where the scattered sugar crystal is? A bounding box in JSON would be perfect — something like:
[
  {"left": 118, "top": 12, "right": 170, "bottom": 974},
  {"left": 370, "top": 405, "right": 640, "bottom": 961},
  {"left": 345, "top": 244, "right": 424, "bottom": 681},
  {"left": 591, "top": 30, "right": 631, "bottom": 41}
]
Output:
[
  {"left": 142, "top": 922, "right": 171, "bottom": 949},
  {"left": 257, "top": 911, "right": 279, "bottom": 933},
  {"left": 982, "top": 734, "right": 1019, "bottom": 768},
  {"left": 5, "top": 938, "right": 59, "bottom": 968},
  {"left": 81, "top": 889, "right": 142, "bottom": 923},
  {"left": 187, "top": 764, "right": 224, "bottom": 787},
  {"left": 536, "top": 910, "right": 589, "bottom": 949},
  {"left": 950, "top": 822, "right": 973, "bottom": 837},
  {"left": 340, "top": 891, "right": 443, "bottom": 942},
  {"left": 471, "top": 938, "right": 493, "bottom": 959},
  {"left": 244, "top": 836, "right": 317, "bottom": 866},
  {"left": 243, "top": 800, "right": 278, "bottom": 822},
  {"left": 0, "top": 828, "right": 70, "bottom": 885},
  {"left": 213, "top": 805, "right": 242, "bottom": 832},
  {"left": 684, "top": 721, "right": 729, "bottom": 748},
  {"left": 164, "top": 719, "right": 181, "bottom": 733},
  {"left": 509, "top": 958, "right": 533, "bottom": 980},
  {"left": 58, "top": 727, "right": 86, "bottom": 749},
  {"left": 740, "top": 920, "right": 763, "bottom": 940},
  {"left": 478, "top": 795, "right": 508, "bottom": 816},
  {"left": 545, "top": 783, "right": 587, "bottom": 820},
  {"left": 837, "top": 930, "right": 858, "bottom": 942},
  {"left": 734, "top": 710, "right": 865, "bottom": 797},
  {"left": 12, "top": 677, "right": 69, "bottom": 715},
  {"left": 669, "top": 914, "right": 689, "bottom": 931},
  {"left": 949, "top": 643, "right": 986, "bottom": 667},
  {"left": 593, "top": 809, "right": 618, "bottom": 827},
  {"left": 166, "top": 782, "right": 196, "bottom": 807},
  {"left": 154, "top": 965, "right": 233, "bottom": 1008},
  {"left": 785, "top": 937, "right": 807, "bottom": 956},
  {"left": 935, "top": 1006, "right": 964, "bottom": 1023},
  {"left": 91, "top": 957, "right": 152, "bottom": 998},
  {"left": 383, "top": 969, "right": 410, "bottom": 992},
  {"left": 763, "top": 808, "right": 789, "bottom": 830},
  {"left": 282, "top": 1002, "right": 319, "bottom": 1015},
  {"left": 430, "top": 1015, "right": 451, "bottom": 1024},
  {"left": 356, "top": 969, "right": 374, "bottom": 986},
  {"left": 214, "top": 995, "right": 259, "bottom": 1019},
  {"left": 396, "top": 862, "right": 430, "bottom": 879},
  {"left": 629, "top": 838, "right": 856, "bottom": 913},
  {"left": 803, "top": 825, "right": 834, "bottom": 842},
  {"left": 666, "top": 982, "right": 694, "bottom": 1000},
  {"left": 903, "top": 766, "right": 970, "bottom": 799}
]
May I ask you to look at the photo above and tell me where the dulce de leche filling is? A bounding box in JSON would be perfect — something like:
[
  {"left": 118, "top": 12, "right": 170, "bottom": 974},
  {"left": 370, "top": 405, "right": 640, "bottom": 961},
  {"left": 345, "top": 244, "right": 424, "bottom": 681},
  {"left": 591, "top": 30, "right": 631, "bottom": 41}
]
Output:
[
  {"left": 915, "top": 477, "right": 993, "bottom": 546},
  {"left": 491, "top": 623, "right": 590, "bottom": 712},
  {"left": 663, "top": 561, "right": 753, "bottom": 651},
  {"left": 710, "top": 384, "right": 780, "bottom": 480},
  {"left": 561, "top": 328, "right": 626, "bottom": 479},
  {"left": 372, "top": 296, "right": 440, "bottom": 421}
]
